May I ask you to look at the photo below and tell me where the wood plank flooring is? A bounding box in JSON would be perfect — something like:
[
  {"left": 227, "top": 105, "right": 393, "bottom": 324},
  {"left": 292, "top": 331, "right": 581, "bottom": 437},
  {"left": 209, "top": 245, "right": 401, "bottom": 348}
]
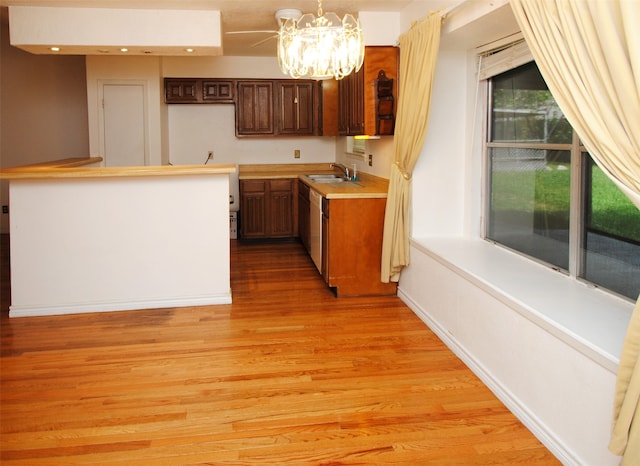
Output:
[{"left": 0, "top": 236, "right": 560, "bottom": 464}]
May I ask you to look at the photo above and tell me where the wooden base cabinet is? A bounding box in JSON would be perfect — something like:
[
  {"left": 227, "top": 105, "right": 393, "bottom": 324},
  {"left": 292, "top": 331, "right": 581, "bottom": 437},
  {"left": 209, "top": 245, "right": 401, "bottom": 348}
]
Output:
[
  {"left": 298, "top": 181, "right": 311, "bottom": 252},
  {"left": 240, "top": 179, "right": 298, "bottom": 239},
  {"left": 322, "top": 197, "right": 397, "bottom": 297}
]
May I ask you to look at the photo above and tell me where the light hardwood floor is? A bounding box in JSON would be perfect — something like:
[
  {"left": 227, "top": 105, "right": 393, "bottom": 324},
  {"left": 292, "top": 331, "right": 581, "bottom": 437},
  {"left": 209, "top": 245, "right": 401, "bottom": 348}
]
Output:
[{"left": 0, "top": 236, "right": 560, "bottom": 464}]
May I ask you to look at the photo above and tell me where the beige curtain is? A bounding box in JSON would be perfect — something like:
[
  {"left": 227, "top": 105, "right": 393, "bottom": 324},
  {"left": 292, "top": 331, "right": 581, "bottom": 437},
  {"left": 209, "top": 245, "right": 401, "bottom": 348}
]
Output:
[
  {"left": 380, "top": 11, "right": 442, "bottom": 283},
  {"left": 509, "top": 0, "right": 640, "bottom": 463}
]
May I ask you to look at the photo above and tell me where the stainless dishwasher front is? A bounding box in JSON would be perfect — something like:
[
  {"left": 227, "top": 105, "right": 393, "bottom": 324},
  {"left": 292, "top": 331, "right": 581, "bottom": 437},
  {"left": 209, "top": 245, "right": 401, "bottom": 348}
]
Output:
[{"left": 309, "top": 188, "right": 323, "bottom": 272}]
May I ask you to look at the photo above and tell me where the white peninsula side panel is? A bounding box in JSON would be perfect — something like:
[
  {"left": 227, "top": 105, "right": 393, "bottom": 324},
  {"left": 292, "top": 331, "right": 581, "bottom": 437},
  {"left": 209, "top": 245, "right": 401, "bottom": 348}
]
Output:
[{"left": 9, "top": 174, "right": 231, "bottom": 317}]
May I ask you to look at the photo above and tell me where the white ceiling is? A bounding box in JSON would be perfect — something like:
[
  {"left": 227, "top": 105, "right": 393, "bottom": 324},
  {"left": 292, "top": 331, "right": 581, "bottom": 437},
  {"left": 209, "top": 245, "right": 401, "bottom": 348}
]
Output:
[{"left": 0, "top": 0, "right": 418, "bottom": 56}]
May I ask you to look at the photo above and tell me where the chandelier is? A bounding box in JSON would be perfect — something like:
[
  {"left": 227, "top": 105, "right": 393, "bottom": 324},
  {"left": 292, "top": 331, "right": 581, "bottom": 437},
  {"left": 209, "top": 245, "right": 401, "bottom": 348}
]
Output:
[{"left": 277, "top": 0, "right": 365, "bottom": 80}]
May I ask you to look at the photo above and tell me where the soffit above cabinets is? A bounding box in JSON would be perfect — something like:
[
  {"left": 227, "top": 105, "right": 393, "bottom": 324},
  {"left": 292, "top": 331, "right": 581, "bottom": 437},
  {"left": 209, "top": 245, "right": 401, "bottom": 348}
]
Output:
[
  {"left": 7, "top": 5, "right": 222, "bottom": 56},
  {"left": 0, "top": 0, "right": 417, "bottom": 57}
]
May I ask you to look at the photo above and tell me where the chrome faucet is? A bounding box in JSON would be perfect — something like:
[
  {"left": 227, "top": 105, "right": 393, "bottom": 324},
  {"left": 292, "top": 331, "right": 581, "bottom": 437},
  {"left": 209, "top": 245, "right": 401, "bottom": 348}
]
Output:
[{"left": 330, "top": 163, "right": 350, "bottom": 180}]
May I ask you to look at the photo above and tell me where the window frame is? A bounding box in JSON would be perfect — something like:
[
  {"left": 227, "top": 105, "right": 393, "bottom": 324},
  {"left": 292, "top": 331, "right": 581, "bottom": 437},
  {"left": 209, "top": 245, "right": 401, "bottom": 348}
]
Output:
[{"left": 482, "top": 62, "right": 637, "bottom": 301}]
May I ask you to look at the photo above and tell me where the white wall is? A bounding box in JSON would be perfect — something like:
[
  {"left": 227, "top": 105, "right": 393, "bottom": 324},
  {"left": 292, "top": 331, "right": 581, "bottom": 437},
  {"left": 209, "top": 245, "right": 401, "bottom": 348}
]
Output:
[
  {"left": 160, "top": 55, "right": 339, "bottom": 189},
  {"left": 161, "top": 56, "right": 396, "bottom": 171},
  {"left": 396, "top": 2, "right": 623, "bottom": 464},
  {"left": 333, "top": 136, "right": 395, "bottom": 180},
  {"left": 0, "top": 16, "right": 89, "bottom": 233},
  {"left": 400, "top": 246, "right": 620, "bottom": 465},
  {"left": 85, "top": 55, "right": 370, "bottom": 171},
  {"left": 168, "top": 104, "right": 335, "bottom": 167},
  {"left": 411, "top": 49, "right": 469, "bottom": 237},
  {"left": 9, "top": 173, "right": 231, "bottom": 317}
]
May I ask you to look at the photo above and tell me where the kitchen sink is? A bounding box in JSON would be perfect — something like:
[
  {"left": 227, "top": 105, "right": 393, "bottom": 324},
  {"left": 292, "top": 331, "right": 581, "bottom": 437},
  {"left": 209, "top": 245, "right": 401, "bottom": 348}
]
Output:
[{"left": 305, "top": 174, "right": 349, "bottom": 183}]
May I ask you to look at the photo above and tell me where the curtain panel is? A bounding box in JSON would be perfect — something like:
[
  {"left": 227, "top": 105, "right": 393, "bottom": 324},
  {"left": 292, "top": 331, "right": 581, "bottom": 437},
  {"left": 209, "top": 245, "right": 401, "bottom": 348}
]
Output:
[
  {"left": 380, "top": 11, "right": 442, "bottom": 283},
  {"left": 509, "top": 0, "right": 640, "bottom": 463}
]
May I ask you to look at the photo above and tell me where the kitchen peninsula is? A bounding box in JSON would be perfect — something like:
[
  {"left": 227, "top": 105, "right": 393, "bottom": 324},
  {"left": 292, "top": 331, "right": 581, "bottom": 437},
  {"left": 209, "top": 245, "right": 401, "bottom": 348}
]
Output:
[{"left": 1, "top": 158, "right": 235, "bottom": 317}]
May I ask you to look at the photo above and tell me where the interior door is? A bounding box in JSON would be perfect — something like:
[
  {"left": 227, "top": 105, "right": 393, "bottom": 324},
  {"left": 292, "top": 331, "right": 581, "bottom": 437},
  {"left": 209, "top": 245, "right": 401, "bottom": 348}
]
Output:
[{"left": 101, "top": 83, "right": 147, "bottom": 167}]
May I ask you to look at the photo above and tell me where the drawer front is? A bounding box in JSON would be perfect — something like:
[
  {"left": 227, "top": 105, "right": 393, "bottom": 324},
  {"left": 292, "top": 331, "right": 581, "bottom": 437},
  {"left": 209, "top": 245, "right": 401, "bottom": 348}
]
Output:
[
  {"left": 241, "top": 180, "right": 266, "bottom": 193},
  {"left": 269, "top": 179, "right": 293, "bottom": 192}
]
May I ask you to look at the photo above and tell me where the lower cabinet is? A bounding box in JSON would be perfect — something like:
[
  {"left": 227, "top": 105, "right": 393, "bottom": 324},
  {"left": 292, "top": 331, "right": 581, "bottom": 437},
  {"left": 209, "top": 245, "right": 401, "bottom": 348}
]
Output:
[
  {"left": 322, "top": 197, "right": 397, "bottom": 297},
  {"left": 240, "top": 179, "right": 298, "bottom": 239},
  {"left": 298, "top": 181, "right": 310, "bottom": 252}
]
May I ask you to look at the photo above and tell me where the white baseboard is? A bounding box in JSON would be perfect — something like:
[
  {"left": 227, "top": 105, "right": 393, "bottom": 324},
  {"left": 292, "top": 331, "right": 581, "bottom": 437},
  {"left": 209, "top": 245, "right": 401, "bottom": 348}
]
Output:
[
  {"left": 9, "top": 292, "right": 233, "bottom": 317},
  {"left": 397, "top": 286, "right": 580, "bottom": 466}
]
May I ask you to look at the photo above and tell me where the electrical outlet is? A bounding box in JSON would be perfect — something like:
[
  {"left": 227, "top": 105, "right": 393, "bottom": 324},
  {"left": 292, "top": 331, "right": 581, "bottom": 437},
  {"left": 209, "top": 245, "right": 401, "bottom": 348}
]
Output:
[
  {"left": 2, "top": 205, "right": 8, "bottom": 214},
  {"left": 294, "top": 149, "right": 301, "bottom": 159},
  {"left": 368, "top": 154, "right": 373, "bottom": 167},
  {"left": 208, "top": 151, "right": 214, "bottom": 160}
]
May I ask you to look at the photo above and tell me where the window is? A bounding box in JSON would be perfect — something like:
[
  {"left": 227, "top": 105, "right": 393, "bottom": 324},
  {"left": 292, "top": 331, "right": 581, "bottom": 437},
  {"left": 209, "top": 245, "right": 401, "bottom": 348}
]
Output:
[
  {"left": 346, "top": 136, "right": 366, "bottom": 155},
  {"left": 485, "top": 62, "right": 640, "bottom": 300}
]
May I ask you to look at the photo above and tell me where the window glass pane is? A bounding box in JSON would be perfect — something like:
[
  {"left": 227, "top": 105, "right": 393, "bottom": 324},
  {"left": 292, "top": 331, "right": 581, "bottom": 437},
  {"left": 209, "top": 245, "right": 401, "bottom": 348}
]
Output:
[
  {"left": 488, "top": 147, "right": 571, "bottom": 269},
  {"left": 491, "top": 62, "right": 571, "bottom": 144},
  {"left": 346, "top": 137, "right": 365, "bottom": 154},
  {"left": 581, "top": 154, "right": 640, "bottom": 299},
  {"left": 486, "top": 61, "right": 638, "bottom": 300}
]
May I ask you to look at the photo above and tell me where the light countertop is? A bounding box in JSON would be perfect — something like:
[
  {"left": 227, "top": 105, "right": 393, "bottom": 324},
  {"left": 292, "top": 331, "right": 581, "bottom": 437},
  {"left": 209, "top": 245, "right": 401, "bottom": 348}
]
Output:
[
  {"left": 0, "top": 158, "right": 236, "bottom": 180},
  {"left": 239, "top": 163, "right": 389, "bottom": 199}
]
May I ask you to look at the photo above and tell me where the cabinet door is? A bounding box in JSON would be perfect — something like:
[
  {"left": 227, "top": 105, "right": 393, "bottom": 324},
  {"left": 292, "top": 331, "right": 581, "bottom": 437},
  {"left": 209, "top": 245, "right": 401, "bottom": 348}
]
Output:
[
  {"left": 268, "top": 179, "right": 295, "bottom": 237},
  {"left": 321, "top": 198, "right": 330, "bottom": 283},
  {"left": 337, "top": 70, "right": 364, "bottom": 135},
  {"left": 278, "top": 82, "right": 315, "bottom": 135},
  {"left": 236, "top": 81, "right": 274, "bottom": 135},
  {"left": 348, "top": 69, "right": 365, "bottom": 135},
  {"left": 320, "top": 79, "right": 339, "bottom": 136},
  {"left": 240, "top": 179, "right": 297, "bottom": 240},
  {"left": 298, "top": 181, "right": 310, "bottom": 251},
  {"left": 240, "top": 180, "right": 267, "bottom": 238},
  {"left": 323, "top": 198, "right": 397, "bottom": 296},
  {"left": 337, "top": 77, "right": 350, "bottom": 135},
  {"left": 165, "top": 79, "right": 198, "bottom": 103},
  {"left": 202, "top": 80, "right": 234, "bottom": 103}
]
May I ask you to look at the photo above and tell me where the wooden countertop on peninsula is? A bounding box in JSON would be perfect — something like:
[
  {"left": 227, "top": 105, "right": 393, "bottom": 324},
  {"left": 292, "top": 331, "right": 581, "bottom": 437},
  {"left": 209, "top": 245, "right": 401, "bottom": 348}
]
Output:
[
  {"left": 239, "top": 163, "right": 389, "bottom": 199},
  {"left": 0, "top": 158, "right": 236, "bottom": 180}
]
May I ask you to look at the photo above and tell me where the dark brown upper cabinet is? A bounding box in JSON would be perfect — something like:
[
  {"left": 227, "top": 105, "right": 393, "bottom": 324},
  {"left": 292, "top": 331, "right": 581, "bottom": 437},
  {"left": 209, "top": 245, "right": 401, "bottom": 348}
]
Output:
[
  {"left": 336, "top": 46, "right": 399, "bottom": 136},
  {"left": 165, "top": 77, "right": 336, "bottom": 137},
  {"left": 277, "top": 81, "right": 316, "bottom": 136},
  {"left": 164, "top": 78, "right": 235, "bottom": 104},
  {"left": 165, "top": 79, "right": 199, "bottom": 103},
  {"left": 236, "top": 81, "right": 275, "bottom": 136},
  {"left": 202, "top": 80, "right": 235, "bottom": 103},
  {"left": 236, "top": 79, "right": 320, "bottom": 137}
]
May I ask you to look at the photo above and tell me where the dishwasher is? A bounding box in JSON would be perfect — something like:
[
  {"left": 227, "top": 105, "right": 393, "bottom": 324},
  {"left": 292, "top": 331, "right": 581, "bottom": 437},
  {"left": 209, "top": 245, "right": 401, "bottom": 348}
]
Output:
[{"left": 309, "top": 188, "right": 323, "bottom": 272}]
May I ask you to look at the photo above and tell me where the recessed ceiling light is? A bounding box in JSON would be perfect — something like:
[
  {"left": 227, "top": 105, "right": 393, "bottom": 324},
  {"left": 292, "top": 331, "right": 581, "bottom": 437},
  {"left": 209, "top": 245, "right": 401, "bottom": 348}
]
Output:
[
  {"left": 186, "top": 48, "right": 194, "bottom": 53},
  {"left": 50, "top": 47, "right": 60, "bottom": 52},
  {"left": 98, "top": 49, "right": 109, "bottom": 54},
  {"left": 120, "top": 48, "right": 128, "bottom": 52}
]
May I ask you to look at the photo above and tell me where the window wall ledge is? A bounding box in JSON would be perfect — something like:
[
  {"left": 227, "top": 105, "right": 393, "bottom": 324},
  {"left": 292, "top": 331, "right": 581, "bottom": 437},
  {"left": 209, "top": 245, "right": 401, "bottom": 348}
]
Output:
[{"left": 409, "top": 237, "right": 634, "bottom": 373}]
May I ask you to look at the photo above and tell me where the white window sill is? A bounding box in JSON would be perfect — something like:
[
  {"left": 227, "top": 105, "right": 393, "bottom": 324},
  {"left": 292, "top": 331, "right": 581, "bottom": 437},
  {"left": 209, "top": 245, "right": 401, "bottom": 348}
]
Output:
[{"left": 409, "top": 237, "right": 634, "bottom": 373}]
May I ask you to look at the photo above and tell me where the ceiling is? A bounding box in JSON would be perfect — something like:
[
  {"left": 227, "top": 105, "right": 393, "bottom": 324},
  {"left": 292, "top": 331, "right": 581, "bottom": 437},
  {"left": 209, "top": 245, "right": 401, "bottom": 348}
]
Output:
[{"left": 0, "top": 0, "right": 418, "bottom": 57}]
